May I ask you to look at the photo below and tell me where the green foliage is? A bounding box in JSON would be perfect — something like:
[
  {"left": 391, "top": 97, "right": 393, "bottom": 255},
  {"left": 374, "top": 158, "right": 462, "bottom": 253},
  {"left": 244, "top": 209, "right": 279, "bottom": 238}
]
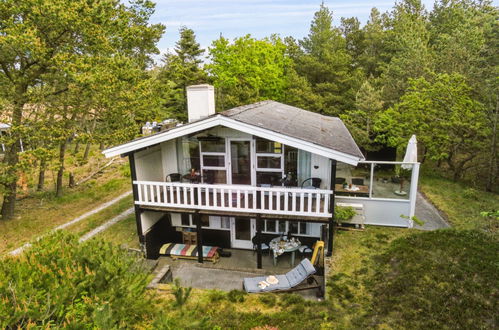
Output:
[
  {"left": 364, "top": 229, "right": 498, "bottom": 329},
  {"left": 258, "top": 294, "right": 277, "bottom": 307},
  {"left": 172, "top": 278, "right": 193, "bottom": 307},
  {"left": 278, "top": 293, "right": 304, "bottom": 307},
  {"left": 207, "top": 289, "right": 227, "bottom": 303},
  {"left": 335, "top": 206, "right": 357, "bottom": 221},
  {"left": 0, "top": 232, "right": 154, "bottom": 328},
  {"left": 207, "top": 35, "right": 290, "bottom": 110},
  {"left": 157, "top": 26, "right": 207, "bottom": 121},
  {"left": 376, "top": 73, "right": 488, "bottom": 180},
  {"left": 227, "top": 289, "right": 247, "bottom": 303}
]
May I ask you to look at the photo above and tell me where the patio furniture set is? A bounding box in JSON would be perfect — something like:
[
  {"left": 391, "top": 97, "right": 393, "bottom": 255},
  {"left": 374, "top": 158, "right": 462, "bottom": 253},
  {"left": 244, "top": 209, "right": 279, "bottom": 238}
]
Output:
[{"left": 252, "top": 234, "right": 313, "bottom": 267}]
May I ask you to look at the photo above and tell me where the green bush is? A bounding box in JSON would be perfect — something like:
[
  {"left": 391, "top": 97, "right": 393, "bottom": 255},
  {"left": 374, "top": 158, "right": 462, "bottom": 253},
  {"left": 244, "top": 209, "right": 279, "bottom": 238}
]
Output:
[
  {"left": 207, "top": 290, "right": 227, "bottom": 303},
  {"left": 279, "top": 293, "right": 304, "bottom": 307},
  {"left": 258, "top": 294, "right": 277, "bottom": 307},
  {"left": 227, "top": 289, "right": 246, "bottom": 303},
  {"left": 335, "top": 206, "right": 356, "bottom": 221},
  {"left": 0, "top": 232, "right": 155, "bottom": 328}
]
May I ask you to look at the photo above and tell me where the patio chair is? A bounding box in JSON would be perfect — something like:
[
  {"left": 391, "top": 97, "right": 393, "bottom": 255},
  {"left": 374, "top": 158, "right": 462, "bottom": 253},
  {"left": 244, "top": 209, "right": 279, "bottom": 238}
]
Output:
[
  {"left": 351, "top": 177, "right": 364, "bottom": 186},
  {"left": 252, "top": 234, "right": 270, "bottom": 255},
  {"left": 335, "top": 177, "right": 346, "bottom": 184},
  {"left": 243, "top": 258, "right": 321, "bottom": 295},
  {"left": 166, "top": 173, "right": 182, "bottom": 182},
  {"left": 301, "top": 177, "right": 322, "bottom": 189}
]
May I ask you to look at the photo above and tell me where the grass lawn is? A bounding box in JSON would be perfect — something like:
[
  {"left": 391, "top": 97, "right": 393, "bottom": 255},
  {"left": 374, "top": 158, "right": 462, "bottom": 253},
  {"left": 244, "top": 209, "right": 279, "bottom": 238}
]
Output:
[
  {"left": 419, "top": 173, "right": 498, "bottom": 234},
  {"left": 0, "top": 154, "right": 132, "bottom": 254},
  {"left": 94, "top": 212, "right": 140, "bottom": 249}
]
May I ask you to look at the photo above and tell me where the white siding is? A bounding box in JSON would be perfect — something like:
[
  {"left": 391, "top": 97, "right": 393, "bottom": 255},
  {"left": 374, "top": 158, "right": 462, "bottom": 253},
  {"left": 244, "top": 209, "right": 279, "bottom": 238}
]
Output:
[
  {"left": 311, "top": 154, "right": 331, "bottom": 189},
  {"left": 135, "top": 146, "right": 164, "bottom": 181},
  {"left": 141, "top": 211, "right": 164, "bottom": 234},
  {"left": 161, "top": 140, "right": 178, "bottom": 178},
  {"left": 336, "top": 197, "right": 411, "bottom": 227}
]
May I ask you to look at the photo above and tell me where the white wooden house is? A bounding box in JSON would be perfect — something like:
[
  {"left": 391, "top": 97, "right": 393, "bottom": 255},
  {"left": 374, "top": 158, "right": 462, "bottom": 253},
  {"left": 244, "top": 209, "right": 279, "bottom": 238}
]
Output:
[{"left": 103, "top": 85, "right": 420, "bottom": 267}]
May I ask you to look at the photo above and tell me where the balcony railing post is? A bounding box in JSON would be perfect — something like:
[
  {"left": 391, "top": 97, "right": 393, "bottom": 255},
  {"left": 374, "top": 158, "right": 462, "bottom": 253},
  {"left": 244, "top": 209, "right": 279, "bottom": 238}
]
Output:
[{"left": 327, "top": 159, "right": 337, "bottom": 257}]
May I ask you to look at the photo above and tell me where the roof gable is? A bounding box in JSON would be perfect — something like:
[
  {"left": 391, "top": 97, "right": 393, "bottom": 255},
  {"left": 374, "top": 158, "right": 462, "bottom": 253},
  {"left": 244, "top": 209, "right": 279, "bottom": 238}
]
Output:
[{"left": 103, "top": 101, "right": 365, "bottom": 165}]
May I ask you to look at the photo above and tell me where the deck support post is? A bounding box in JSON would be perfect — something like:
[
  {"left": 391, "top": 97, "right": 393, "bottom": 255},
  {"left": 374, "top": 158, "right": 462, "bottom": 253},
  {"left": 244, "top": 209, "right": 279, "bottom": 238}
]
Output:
[
  {"left": 194, "top": 211, "right": 203, "bottom": 263},
  {"left": 327, "top": 159, "right": 337, "bottom": 257},
  {"left": 256, "top": 214, "right": 262, "bottom": 269},
  {"left": 128, "top": 153, "right": 145, "bottom": 247}
]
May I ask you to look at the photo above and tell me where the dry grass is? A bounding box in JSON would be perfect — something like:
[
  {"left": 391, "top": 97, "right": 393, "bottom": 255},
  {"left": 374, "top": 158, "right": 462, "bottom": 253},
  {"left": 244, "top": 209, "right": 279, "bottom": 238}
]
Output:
[
  {"left": 0, "top": 148, "right": 131, "bottom": 254},
  {"left": 95, "top": 212, "right": 140, "bottom": 249}
]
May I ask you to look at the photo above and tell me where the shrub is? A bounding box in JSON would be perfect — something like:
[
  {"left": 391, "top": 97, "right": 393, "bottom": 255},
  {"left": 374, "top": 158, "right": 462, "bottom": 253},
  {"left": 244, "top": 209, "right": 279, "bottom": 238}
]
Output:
[
  {"left": 0, "top": 232, "right": 154, "bottom": 328},
  {"left": 172, "top": 278, "right": 192, "bottom": 307},
  {"left": 335, "top": 206, "right": 356, "bottom": 221},
  {"left": 227, "top": 289, "right": 246, "bottom": 303},
  {"left": 207, "top": 289, "right": 226, "bottom": 303},
  {"left": 258, "top": 294, "right": 277, "bottom": 307},
  {"left": 279, "top": 293, "right": 304, "bottom": 307}
]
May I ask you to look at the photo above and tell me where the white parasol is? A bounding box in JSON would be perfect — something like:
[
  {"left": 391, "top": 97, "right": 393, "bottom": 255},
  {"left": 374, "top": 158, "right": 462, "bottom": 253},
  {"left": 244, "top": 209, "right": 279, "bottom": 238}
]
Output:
[{"left": 401, "top": 135, "right": 417, "bottom": 170}]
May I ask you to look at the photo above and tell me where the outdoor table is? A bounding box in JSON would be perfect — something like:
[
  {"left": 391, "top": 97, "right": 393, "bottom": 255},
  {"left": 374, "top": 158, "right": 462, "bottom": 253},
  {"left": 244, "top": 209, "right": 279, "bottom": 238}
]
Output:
[
  {"left": 269, "top": 237, "right": 301, "bottom": 267},
  {"left": 182, "top": 173, "right": 203, "bottom": 183}
]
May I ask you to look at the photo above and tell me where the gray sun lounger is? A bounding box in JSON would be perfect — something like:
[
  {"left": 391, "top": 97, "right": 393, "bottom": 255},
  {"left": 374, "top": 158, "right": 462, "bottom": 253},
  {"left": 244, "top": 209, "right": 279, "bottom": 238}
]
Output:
[{"left": 243, "top": 258, "right": 318, "bottom": 293}]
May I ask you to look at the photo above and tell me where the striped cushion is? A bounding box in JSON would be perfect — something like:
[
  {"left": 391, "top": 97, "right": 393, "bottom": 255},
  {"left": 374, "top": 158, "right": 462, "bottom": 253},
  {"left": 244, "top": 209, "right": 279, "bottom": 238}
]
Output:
[{"left": 159, "top": 243, "right": 218, "bottom": 258}]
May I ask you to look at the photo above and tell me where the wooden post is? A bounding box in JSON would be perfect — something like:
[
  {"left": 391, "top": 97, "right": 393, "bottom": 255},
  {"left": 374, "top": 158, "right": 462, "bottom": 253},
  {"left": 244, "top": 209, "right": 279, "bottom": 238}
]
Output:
[
  {"left": 327, "top": 159, "right": 337, "bottom": 257},
  {"left": 256, "top": 214, "right": 262, "bottom": 269},
  {"left": 128, "top": 153, "right": 144, "bottom": 245},
  {"left": 194, "top": 211, "right": 203, "bottom": 263}
]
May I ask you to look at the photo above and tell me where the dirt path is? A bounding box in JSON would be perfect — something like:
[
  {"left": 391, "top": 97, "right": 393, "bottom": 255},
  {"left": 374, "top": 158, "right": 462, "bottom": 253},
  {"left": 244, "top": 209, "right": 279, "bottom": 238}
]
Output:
[{"left": 8, "top": 191, "right": 132, "bottom": 256}]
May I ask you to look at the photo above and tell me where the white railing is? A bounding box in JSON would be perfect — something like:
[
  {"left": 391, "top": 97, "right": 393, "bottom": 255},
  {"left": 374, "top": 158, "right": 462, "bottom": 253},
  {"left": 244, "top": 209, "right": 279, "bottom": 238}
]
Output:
[{"left": 133, "top": 181, "right": 333, "bottom": 217}]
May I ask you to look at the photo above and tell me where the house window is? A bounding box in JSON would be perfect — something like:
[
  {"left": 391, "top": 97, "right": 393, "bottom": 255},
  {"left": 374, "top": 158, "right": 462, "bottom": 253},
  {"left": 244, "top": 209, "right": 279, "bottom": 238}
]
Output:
[
  {"left": 265, "top": 220, "right": 277, "bottom": 232},
  {"left": 200, "top": 138, "right": 227, "bottom": 184},
  {"left": 181, "top": 214, "right": 190, "bottom": 226},
  {"left": 220, "top": 217, "right": 230, "bottom": 229},
  {"left": 256, "top": 139, "right": 282, "bottom": 153},
  {"left": 201, "top": 215, "right": 210, "bottom": 227},
  {"left": 256, "top": 138, "right": 284, "bottom": 186},
  {"left": 263, "top": 220, "right": 310, "bottom": 236}
]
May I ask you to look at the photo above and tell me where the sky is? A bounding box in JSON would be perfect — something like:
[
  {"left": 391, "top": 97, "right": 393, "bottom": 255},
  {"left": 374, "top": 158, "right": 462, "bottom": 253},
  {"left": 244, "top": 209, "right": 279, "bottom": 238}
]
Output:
[{"left": 149, "top": 0, "right": 435, "bottom": 58}]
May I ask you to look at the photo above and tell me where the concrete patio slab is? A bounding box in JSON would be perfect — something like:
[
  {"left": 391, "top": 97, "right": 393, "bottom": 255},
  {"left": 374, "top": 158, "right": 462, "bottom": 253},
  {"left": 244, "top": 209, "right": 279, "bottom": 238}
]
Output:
[{"left": 414, "top": 192, "right": 450, "bottom": 230}]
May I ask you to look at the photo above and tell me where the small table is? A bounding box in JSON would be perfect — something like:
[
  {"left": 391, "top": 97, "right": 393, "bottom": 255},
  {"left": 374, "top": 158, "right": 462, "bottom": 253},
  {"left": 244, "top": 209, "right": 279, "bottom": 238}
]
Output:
[{"left": 269, "top": 237, "right": 301, "bottom": 267}]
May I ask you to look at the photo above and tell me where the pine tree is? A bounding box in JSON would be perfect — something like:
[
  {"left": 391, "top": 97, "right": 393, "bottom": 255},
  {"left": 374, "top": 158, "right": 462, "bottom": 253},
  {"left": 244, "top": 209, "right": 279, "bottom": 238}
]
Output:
[
  {"left": 295, "top": 3, "right": 362, "bottom": 116},
  {"left": 158, "top": 27, "right": 207, "bottom": 121}
]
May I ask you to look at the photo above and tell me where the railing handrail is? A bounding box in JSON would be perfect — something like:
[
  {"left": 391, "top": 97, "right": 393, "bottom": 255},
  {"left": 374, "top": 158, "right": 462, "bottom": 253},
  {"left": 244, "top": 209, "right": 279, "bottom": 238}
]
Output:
[{"left": 132, "top": 180, "right": 333, "bottom": 195}]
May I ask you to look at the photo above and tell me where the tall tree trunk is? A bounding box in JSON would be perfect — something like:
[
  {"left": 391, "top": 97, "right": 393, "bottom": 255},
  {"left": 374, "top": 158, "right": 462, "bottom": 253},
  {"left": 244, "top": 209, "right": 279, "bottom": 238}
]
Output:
[
  {"left": 82, "top": 117, "right": 97, "bottom": 162},
  {"left": 1, "top": 96, "right": 25, "bottom": 220},
  {"left": 83, "top": 142, "right": 91, "bottom": 161},
  {"left": 37, "top": 159, "right": 46, "bottom": 191},
  {"left": 56, "top": 139, "right": 68, "bottom": 197},
  {"left": 73, "top": 141, "right": 80, "bottom": 155}
]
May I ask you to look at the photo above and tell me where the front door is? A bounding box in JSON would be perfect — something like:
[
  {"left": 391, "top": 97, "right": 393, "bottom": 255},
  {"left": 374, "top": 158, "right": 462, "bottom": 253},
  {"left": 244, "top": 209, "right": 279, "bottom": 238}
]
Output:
[
  {"left": 230, "top": 217, "right": 255, "bottom": 249},
  {"left": 229, "top": 139, "right": 253, "bottom": 185}
]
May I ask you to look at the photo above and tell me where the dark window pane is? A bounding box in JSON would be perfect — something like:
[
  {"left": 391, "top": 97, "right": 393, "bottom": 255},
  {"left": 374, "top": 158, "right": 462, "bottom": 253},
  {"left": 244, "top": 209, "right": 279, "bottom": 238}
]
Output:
[
  {"left": 266, "top": 220, "right": 276, "bottom": 232},
  {"left": 235, "top": 217, "right": 251, "bottom": 240},
  {"left": 231, "top": 141, "right": 251, "bottom": 184},
  {"left": 299, "top": 222, "right": 307, "bottom": 234},
  {"left": 201, "top": 215, "right": 210, "bottom": 227},
  {"left": 256, "top": 138, "right": 282, "bottom": 153},
  {"left": 284, "top": 146, "right": 298, "bottom": 186},
  {"left": 200, "top": 139, "right": 225, "bottom": 152},
  {"left": 278, "top": 221, "right": 286, "bottom": 233},
  {"left": 203, "top": 155, "right": 225, "bottom": 167},
  {"left": 203, "top": 170, "right": 227, "bottom": 184},
  {"left": 289, "top": 222, "right": 298, "bottom": 234},
  {"left": 257, "top": 156, "right": 281, "bottom": 169},
  {"left": 256, "top": 172, "right": 282, "bottom": 186},
  {"left": 181, "top": 214, "right": 190, "bottom": 226}
]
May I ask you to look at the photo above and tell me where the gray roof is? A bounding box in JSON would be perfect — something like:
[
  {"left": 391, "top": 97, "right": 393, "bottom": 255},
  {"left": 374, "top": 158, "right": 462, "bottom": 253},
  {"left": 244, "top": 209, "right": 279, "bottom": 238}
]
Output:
[{"left": 221, "top": 101, "right": 364, "bottom": 159}]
